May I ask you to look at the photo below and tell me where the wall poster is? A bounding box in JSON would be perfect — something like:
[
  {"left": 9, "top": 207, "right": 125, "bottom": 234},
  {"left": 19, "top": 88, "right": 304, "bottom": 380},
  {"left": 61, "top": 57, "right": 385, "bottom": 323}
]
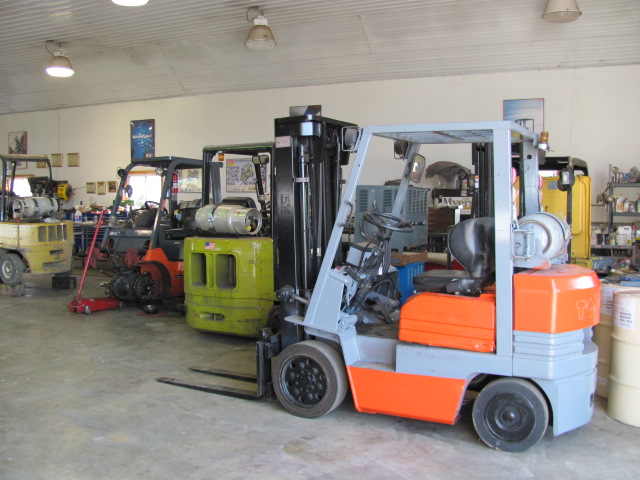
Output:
[
  {"left": 503, "top": 99, "right": 544, "bottom": 134},
  {"left": 130, "top": 119, "right": 155, "bottom": 159},
  {"left": 225, "top": 157, "right": 268, "bottom": 193}
]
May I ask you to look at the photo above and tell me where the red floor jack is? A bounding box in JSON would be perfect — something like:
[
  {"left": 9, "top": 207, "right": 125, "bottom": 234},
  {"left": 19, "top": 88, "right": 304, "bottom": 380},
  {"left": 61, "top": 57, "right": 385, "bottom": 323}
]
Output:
[{"left": 69, "top": 210, "right": 121, "bottom": 314}]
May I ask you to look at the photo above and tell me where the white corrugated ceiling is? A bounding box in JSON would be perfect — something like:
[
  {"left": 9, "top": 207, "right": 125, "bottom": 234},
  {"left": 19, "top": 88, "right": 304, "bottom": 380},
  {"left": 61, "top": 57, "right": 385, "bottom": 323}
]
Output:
[{"left": 0, "top": 0, "right": 638, "bottom": 115}]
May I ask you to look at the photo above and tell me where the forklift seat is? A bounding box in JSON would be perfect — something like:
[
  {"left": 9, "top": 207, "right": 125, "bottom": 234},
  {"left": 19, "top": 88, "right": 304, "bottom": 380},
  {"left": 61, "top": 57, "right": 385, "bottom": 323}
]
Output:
[{"left": 413, "top": 217, "right": 495, "bottom": 296}]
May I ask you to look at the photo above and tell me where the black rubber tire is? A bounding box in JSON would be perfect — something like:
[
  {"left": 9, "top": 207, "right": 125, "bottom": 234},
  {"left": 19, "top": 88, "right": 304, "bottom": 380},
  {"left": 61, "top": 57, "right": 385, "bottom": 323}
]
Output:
[
  {"left": 472, "top": 377, "right": 549, "bottom": 453},
  {"left": 273, "top": 340, "right": 348, "bottom": 419},
  {"left": 0, "top": 253, "right": 25, "bottom": 285}
]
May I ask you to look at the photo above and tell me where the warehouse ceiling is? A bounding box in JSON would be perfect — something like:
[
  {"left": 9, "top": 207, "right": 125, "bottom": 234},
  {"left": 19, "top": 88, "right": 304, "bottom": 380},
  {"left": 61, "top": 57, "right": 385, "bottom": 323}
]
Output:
[{"left": 0, "top": 0, "right": 638, "bottom": 115}]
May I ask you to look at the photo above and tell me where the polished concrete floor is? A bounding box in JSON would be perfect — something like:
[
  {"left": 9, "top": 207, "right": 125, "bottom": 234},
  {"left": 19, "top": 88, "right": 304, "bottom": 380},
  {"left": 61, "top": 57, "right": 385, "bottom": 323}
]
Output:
[{"left": 1, "top": 271, "right": 639, "bottom": 480}]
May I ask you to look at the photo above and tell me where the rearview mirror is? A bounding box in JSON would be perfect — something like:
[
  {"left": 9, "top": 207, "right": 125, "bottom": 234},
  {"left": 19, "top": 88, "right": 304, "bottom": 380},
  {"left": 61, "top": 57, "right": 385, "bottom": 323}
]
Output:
[
  {"left": 410, "top": 154, "right": 426, "bottom": 183},
  {"left": 557, "top": 167, "right": 575, "bottom": 191},
  {"left": 394, "top": 140, "right": 409, "bottom": 159}
]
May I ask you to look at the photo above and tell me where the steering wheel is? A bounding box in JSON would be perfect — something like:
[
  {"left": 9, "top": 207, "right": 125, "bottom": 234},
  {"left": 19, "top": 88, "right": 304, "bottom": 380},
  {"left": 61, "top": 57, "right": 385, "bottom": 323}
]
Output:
[{"left": 362, "top": 212, "right": 413, "bottom": 233}]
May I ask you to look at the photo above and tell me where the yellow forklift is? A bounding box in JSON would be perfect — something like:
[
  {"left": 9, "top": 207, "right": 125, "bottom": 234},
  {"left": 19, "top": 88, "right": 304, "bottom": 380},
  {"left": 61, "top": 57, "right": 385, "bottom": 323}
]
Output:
[{"left": 0, "top": 154, "right": 74, "bottom": 288}]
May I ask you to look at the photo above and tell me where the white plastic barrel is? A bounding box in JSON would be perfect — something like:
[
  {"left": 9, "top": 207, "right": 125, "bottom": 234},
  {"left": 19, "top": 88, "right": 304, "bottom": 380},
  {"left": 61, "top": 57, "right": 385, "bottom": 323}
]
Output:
[
  {"left": 608, "top": 289, "right": 640, "bottom": 427},
  {"left": 596, "top": 284, "right": 633, "bottom": 397}
]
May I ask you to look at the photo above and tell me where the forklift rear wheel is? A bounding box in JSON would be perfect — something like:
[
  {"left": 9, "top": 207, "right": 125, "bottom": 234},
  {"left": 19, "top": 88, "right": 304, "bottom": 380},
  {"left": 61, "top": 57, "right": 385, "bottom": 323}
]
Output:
[
  {"left": 0, "top": 253, "right": 24, "bottom": 285},
  {"left": 472, "top": 378, "right": 549, "bottom": 453},
  {"left": 273, "top": 340, "right": 348, "bottom": 419}
]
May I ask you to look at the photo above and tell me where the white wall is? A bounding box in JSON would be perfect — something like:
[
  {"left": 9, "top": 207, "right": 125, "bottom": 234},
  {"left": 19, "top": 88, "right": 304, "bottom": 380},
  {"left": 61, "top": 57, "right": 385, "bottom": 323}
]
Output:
[{"left": 1, "top": 64, "right": 638, "bottom": 221}]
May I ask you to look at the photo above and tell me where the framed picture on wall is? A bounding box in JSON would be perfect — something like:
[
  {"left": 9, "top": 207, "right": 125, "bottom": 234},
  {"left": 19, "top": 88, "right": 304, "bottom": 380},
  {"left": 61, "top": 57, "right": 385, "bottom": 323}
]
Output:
[
  {"left": 8, "top": 131, "right": 27, "bottom": 154},
  {"left": 67, "top": 153, "right": 80, "bottom": 167},
  {"left": 108, "top": 181, "right": 117, "bottom": 193},
  {"left": 130, "top": 119, "right": 155, "bottom": 159},
  {"left": 86, "top": 182, "right": 96, "bottom": 194},
  {"left": 37, "top": 161, "right": 48, "bottom": 168},
  {"left": 97, "top": 181, "right": 106, "bottom": 195},
  {"left": 51, "top": 153, "right": 63, "bottom": 167}
]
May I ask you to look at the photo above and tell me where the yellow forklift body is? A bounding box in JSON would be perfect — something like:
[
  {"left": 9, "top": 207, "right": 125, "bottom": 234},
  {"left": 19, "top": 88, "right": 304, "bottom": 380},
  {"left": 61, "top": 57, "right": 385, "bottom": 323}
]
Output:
[{"left": 0, "top": 220, "right": 74, "bottom": 275}]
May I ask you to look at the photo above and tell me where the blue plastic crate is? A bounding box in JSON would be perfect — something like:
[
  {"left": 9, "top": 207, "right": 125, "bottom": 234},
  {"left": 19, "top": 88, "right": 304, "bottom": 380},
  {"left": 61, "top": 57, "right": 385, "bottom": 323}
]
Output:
[{"left": 396, "top": 261, "right": 425, "bottom": 304}]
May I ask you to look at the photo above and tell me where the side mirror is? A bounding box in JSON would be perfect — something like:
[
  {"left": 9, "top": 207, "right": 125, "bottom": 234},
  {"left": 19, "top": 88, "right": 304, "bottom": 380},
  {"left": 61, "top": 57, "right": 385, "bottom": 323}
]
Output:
[
  {"left": 410, "top": 154, "right": 426, "bottom": 183},
  {"left": 342, "top": 127, "right": 360, "bottom": 152},
  {"left": 557, "top": 167, "right": 575, "bottom": 191},
  {"left": 124, "top": 185, "right": 133, "bottom": 198},
  {"left": 394, "top": 140, "right": 409, "bottom": 159}
]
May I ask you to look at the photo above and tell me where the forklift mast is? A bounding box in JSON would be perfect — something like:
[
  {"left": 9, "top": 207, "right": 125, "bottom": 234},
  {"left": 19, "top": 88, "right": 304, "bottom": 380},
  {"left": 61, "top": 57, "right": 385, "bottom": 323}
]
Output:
[
  {"left": 271, "top": 115, "right": 356, "bottom": 319},
  {"left": 471, "top": 143, "right": 494, "bottom": 218}
]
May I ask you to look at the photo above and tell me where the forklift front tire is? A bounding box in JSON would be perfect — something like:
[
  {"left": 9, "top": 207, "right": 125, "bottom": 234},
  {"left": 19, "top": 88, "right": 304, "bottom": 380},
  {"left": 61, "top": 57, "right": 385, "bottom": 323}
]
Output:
[
  {"left": 472, "top": 377, "right": 549, "bottom": 453},
  {"left": 273, "top": 340, "right": 348, "bottom": 419},
  {"left": 0, "top": 253, "right": 25, "bottom": 285}
]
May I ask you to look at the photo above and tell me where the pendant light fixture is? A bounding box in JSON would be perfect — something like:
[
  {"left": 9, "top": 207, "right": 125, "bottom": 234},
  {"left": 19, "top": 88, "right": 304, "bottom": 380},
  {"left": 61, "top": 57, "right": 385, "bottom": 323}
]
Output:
[
  {"left": 45, "top": 41, "right": 74, "bottom": 78},
  {"left": 542, "top": 0, "right": 582, "bottom": 23},
  {"left": 246, "top": 6, "right": 277, "bottom": 51}
]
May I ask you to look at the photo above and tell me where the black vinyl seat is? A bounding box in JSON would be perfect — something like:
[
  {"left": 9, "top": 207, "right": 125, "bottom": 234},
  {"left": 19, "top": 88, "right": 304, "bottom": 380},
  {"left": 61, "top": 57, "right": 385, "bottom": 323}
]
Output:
[{"left": 413, "top": 217, "right": 495, "bottom": 296}]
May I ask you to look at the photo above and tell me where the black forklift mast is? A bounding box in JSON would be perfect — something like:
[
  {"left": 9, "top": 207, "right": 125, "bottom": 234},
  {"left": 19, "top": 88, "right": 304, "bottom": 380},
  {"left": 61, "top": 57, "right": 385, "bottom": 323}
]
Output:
[
  {"left": 271, "top": 115, "right": 356, "bottom": 347},
  {"left": 471, "top": 143, "right": 495, "bottom": 218}
]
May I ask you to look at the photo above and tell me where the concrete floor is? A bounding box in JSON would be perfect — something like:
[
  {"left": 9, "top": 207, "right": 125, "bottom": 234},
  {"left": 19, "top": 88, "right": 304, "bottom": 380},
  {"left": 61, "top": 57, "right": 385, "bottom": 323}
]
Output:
[{"left": 1, "top": 271, "right": 639, "bottom": 480}]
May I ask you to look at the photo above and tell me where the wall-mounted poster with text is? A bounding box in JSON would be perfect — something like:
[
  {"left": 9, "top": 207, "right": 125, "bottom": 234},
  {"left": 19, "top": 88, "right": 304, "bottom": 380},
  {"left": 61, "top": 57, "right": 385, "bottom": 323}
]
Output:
[
  {"left": 130, "top": 119, "right": 155, "bottom": 159},
  {"left": 226, "top": 157, "right": 268, "bottom": 193}
]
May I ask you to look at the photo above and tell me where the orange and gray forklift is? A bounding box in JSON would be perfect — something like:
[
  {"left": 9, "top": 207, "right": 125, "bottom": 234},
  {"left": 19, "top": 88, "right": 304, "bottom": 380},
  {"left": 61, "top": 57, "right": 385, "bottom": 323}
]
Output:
[{"left": 163, "top": 121, "right": 600, "bottom": 452}]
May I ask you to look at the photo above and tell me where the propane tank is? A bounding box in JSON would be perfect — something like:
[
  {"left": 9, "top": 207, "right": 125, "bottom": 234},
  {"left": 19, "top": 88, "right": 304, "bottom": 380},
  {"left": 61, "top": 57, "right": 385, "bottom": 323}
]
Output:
[
  {"left": 12, "top": 197, "right": 58, "bottom": 220},
  {"left": 513, "top": 211, "right": 570, "bottom": 268},
  {"left": 195, "top": 204, "right": 262, "bottom": 235}
]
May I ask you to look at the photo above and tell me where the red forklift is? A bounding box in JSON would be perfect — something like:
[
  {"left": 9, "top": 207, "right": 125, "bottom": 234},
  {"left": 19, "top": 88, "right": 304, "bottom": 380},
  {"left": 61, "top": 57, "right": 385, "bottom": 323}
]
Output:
[{"left": 101, "top": 156, "right": 219, "bottom": 310}]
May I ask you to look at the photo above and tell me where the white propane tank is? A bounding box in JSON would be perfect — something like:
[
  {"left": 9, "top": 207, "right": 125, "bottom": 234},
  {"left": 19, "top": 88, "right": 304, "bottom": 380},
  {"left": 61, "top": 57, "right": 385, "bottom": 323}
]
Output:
[
  {"left": 513, "top": 212, "right": 570, "bottom": 268},
  {"left": 12, "top": 197, "right": 58, "bottom": 220},
  {"left": 195, "top": 204, "right": 262, "bottom": 235}
]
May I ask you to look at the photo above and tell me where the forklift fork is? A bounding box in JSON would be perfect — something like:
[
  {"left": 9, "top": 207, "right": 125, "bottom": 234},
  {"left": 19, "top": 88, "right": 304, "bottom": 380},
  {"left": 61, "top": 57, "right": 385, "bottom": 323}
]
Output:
[{"left": 156, "top": 329, "right": 279, "bottom": 400}]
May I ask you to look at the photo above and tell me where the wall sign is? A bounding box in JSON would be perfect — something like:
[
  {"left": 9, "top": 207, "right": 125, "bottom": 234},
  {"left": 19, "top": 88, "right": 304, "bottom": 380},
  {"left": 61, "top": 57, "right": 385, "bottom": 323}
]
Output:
[{"left": 130, "top": 119, "right": 155, "bottom": 159}]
